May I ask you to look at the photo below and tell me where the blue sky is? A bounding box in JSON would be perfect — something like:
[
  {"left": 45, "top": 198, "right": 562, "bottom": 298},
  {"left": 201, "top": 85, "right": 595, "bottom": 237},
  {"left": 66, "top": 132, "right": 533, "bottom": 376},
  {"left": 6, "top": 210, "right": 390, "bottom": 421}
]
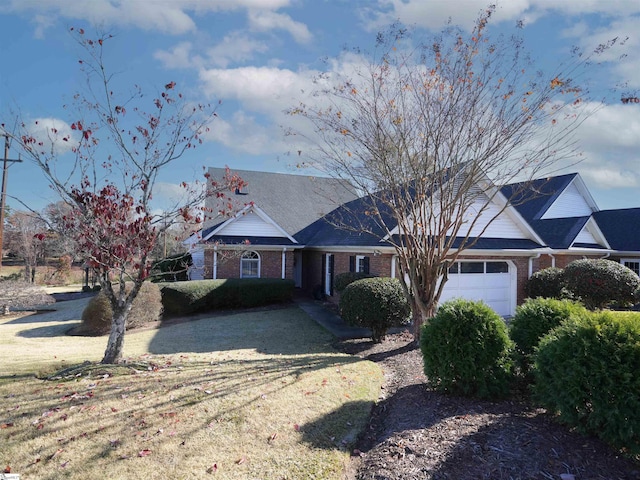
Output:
[{"left": 0, "top": 0, "right": 639, "bottom": 213}]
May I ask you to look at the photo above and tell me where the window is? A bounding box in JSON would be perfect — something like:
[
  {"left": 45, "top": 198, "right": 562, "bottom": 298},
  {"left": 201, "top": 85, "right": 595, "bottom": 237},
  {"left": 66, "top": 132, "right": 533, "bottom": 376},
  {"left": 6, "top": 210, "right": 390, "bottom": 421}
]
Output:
[
  {"left": 349, "top": 255, "right": 370, "bottom": 274},
  {"left": 240, "top": 251, "right": 260, "bottom": 278},
  {"left": 448, "top": 261, "right": 509, "bottom": 274},
  {"left": 460, "top": 262, "right": 484, "bottom": 274},
  {"left": 486, "top": 262, "right": 509, "bottom": 273},
  {"left": 621, "top": 259, "right": 640, "bottom": 276},
  {"left": 356, "top": 255, "right": 370, "bottom": 274}
]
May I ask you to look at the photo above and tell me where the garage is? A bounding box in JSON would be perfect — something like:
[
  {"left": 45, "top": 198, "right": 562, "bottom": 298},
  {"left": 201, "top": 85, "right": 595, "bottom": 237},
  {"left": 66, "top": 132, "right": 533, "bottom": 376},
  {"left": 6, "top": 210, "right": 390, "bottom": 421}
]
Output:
[{"left": 439, "top": 260, "right": 516, "bottom": 317}]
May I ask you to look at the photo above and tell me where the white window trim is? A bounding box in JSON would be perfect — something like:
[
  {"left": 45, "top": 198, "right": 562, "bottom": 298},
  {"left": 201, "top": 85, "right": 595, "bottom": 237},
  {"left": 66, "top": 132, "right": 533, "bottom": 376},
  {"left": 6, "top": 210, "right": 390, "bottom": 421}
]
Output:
[
  {"left": 621, "top": 258, "right": 640, "bottom": 276},
  {"left": 355, "top": 255, "right": 366, "bottom": 273},
  {"left": 240, "top": 251, "right": 261, "bottom": 279}
]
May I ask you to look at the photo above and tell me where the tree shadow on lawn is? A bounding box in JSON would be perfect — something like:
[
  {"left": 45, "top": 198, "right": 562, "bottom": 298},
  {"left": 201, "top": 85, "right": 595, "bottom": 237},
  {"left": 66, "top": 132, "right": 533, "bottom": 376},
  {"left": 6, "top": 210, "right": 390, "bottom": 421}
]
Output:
[
  {"left": 147, "top": 306, "right": 336, "bottom": 356},
  {"left": 1, "top": 353, "right": 362, "bottom": 479},
  {"left": 301, "top": 400, "right": 374, "bottom": 450}
]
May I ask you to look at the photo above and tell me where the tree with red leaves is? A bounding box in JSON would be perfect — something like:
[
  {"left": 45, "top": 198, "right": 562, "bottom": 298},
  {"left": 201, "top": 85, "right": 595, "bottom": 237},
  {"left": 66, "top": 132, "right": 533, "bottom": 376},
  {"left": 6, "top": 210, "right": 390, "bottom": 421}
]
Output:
[{"left": 13, "top": 30, "right": 243, "bottom": 364}]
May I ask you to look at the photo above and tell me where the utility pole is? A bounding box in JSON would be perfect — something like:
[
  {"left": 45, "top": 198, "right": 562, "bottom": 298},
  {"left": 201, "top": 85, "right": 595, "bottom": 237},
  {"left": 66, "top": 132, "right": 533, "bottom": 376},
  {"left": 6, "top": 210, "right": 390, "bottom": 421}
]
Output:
[{"left": 0, "top": 133, "right": 23, "bottom": 273}]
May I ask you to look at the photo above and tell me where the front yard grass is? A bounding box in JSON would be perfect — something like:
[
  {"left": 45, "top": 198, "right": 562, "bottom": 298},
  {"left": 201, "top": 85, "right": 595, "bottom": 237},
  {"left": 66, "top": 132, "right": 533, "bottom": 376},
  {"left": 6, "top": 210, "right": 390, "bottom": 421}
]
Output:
[{"left": 0, "top": 300, "right": 383, "bottom": 479}]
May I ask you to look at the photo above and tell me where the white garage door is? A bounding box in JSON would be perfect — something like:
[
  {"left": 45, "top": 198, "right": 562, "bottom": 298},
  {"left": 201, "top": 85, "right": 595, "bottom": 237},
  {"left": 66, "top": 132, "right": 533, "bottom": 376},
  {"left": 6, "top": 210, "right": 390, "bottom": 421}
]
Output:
[{"left": 439, "top": 261, "right": 515, "bottom": 316}]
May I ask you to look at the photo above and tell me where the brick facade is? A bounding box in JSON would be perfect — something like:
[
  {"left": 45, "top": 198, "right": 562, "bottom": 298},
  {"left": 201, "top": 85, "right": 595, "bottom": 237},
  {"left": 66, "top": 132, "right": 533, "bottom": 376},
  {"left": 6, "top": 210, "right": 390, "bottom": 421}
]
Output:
[{"left": 202, "top": 248, "right": 295, "bottom": 280}]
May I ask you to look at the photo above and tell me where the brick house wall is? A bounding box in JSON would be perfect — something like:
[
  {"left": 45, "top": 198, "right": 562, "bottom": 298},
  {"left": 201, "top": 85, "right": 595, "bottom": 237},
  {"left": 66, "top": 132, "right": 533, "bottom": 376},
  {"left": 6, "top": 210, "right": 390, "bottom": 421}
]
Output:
[{"left": 202, "top": 248, "right": 294, "bottom": 280}]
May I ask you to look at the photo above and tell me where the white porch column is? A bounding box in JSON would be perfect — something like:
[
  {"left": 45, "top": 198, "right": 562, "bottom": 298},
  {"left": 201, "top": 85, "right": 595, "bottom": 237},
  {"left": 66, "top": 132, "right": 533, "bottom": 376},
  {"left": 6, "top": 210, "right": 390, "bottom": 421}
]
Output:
[
  {"left": 213, "top": 247, "right": 218, "bottom": 279},
  {"left": 281, "top": 248, "right": 287, "bottom": 279}
]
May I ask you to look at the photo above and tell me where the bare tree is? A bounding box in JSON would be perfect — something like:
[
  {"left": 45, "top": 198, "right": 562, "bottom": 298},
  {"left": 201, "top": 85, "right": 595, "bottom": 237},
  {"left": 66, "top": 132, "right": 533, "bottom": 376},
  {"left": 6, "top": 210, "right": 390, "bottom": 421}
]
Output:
[
  {"left": 42, "top": 201, "right": 79, "bottom": 260},
  {"left": 4, "top": 210, "right": 47, "bottom": 282},
  {"left": 12, "top": 29, "right": 242, "bottom": 363},
  {"left": 290, "top": 8, "right": 626, "bottom": 337}
]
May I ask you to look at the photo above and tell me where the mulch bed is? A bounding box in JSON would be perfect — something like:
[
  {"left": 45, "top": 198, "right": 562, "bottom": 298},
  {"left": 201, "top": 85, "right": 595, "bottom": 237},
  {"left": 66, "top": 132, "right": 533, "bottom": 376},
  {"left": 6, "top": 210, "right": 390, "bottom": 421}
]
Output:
[{"left": 336, "top": 332, "right": 640, "bottom": 480}]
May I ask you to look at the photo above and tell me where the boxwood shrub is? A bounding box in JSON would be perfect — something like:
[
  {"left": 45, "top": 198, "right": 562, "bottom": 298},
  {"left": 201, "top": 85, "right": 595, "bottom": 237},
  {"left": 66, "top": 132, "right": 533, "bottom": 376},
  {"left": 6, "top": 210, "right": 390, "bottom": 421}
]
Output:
[
  {"left": 525, "top": 267, "right": 565, "bottom": 299},
  {"left": 509, "top": 298, "right": 586, "bottom": 376},
  {"left": 421, "top": 299, "right": 513, "bottom": 399},
  {"left": 81, "top": 282, "right": 163, "bottom": 335},
  {"left": 533, "top": 311, "right": 640, "bottom": 454},
  {"left": 339, "top": 277, "right": 410, "bottom": 342},
  {"left": 563, "top": 259, "right": 640, "bottom": 310},
  {"left": 160, "top": 278, "right": 295, "bottom": 316},
  {"left": 334, "top": 271, "right": 375, "bottom": 293}
]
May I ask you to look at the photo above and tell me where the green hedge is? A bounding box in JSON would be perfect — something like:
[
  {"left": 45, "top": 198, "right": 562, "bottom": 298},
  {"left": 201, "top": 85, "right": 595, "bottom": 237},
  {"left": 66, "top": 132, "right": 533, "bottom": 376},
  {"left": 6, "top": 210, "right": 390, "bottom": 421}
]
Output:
[
  {"left": 160, "top": 278, "right": 295, "bottom": 316},
  {"left": 525, "top": 267, "right": 565, "bottom": 299},
  {"left": 339, "top": 277, "right": 410, "bottom": 342},
  {"left": 334, "top": 271, "right": 375, "bottom": 293},
  {"left": 534, "top": 311, "right": 640, "bottom": 454},
  {"left": 421, "top": 299, "right": 514, "bottom": 399},
  {"left": 509, "top": 298, "right": 586, "bottom": 376},
  {"left": 564, "top": 259, "right": 639, "bottom": 310}
]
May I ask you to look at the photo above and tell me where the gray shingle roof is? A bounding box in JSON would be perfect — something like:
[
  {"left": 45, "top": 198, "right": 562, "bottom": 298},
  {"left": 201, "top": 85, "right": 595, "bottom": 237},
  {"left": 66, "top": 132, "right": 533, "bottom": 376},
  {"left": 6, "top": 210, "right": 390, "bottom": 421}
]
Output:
[{"left": 204, "top": 168, "right": 358, "bottom": 236}]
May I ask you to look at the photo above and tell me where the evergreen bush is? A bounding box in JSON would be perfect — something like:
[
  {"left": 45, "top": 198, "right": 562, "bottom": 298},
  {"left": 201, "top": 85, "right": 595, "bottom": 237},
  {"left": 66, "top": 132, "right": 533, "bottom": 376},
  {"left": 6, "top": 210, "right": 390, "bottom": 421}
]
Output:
[
  {"left": 81, "top": 282, "right": 163, "bottom": 335},
  {"left": 533, "top": 311, "right": 640, "bottom": 454},
  {"left": 509, "top": 298, "right": 586, "bottom": 376},
  {"left": 563, "top": 259, "right": 639, "bottom": 309},
  {"left": 160, "top": 278, "right": 294, "bottom": 316},
  {"left": 525, "top": 267, "right": 565, "bottom": 299},
  {"left": 339, "top": 277, "right": 410, "bottom": 342},
  {"left": 334, "top": 271, "right": 375, "bottom": 293},
  {"left": 421, "top": 299, "right": 513, "bottom": 399}
]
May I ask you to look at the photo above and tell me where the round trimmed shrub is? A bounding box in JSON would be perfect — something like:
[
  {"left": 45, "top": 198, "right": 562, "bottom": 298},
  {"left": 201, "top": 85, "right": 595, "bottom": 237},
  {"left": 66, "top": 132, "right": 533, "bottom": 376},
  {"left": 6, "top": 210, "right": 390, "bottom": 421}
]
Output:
[
  {"left": 81, "top": 282, "right": 163, "bottom": 335},
  {"left": 533, "top": 311, "right": 640, "bottom": 454},
  {"left": 525, "top": 267, "right": 565, "bottom": 299},
  {"left": 509, "top": 298, "right": 586, "bottom": 376},
  {"left": 421, "top": 299, "right": 514, "bottom": 399},
  {"left": 563, "top": 259, "right": 640, "bottom": 310},
  {"left": 334, "top": 271, "right": 375, "bottom": 293},
  {"left": 339, "top": 277, "right": 410, "bottom": 342}
]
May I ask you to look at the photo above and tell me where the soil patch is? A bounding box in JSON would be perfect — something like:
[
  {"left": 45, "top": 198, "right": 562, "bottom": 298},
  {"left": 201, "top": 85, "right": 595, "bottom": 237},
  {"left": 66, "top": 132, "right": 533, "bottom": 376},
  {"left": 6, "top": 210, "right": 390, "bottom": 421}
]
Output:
[{"left": 337, "top": 333, "right": 640, "bottom": 480}]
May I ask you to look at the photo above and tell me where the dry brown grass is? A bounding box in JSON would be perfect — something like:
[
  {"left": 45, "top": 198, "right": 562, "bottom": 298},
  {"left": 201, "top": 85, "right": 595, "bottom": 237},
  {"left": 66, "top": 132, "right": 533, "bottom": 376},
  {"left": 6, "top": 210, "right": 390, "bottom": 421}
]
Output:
[{"left": 0, "top": 301, "right": 383, "bottom": 479}]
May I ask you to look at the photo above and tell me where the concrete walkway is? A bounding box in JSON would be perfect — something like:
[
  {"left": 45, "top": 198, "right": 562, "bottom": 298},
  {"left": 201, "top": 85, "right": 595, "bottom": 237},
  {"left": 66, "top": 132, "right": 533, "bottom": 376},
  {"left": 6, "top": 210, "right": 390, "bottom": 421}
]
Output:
[{"left": 294, "top": 299, "right": 373, "bottom": 339}]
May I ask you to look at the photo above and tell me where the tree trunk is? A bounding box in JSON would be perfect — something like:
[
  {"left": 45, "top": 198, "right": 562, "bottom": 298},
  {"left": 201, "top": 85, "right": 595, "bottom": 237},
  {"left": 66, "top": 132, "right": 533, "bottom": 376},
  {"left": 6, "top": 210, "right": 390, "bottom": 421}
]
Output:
[
  {"left": 101, "top": 309, "right": 127, "bottom": 364},
  {"left": 411, "top": 298, "right": 437, "bottom": 340}
]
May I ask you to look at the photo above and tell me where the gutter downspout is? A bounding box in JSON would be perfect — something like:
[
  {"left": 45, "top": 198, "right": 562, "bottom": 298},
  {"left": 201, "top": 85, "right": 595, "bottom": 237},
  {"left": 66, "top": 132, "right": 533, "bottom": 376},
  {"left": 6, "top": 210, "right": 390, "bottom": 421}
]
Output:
[
  {"left": 528, "top": 253, "right": 541, "bottom": 278},
  {"left": 549, "top": 253, "right": 556, "bottom": 268}
]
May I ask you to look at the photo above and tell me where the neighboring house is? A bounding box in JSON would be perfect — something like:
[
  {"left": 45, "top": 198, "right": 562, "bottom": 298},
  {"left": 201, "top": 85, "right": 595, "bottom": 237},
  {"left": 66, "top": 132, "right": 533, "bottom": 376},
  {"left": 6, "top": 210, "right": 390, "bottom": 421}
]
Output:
[{"left": 187, "top": 168, "right": 640, "bottom": 316}]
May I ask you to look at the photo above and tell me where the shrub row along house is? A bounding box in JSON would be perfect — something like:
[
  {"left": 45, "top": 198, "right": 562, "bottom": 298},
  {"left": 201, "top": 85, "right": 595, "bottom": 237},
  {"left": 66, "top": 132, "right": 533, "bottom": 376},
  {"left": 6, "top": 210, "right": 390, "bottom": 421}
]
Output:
[{"left": 186, "top": 167, "right": 640, "bottom": 316}]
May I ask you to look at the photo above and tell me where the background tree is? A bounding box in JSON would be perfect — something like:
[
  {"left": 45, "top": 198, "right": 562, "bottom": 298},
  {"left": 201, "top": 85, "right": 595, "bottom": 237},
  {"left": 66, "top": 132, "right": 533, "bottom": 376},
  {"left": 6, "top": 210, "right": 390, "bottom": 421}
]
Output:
[
  {"left": 290, "top": 8, "right": 624, "bottom": 337},
  {"left": 4, "top": 210, "right": 47, "bottom": 282},
  {"left": 42, "top": 200, "right": 80, "bottom": 261},
  {"left": 13, "top": 29, "right": 241, "bottom": 364}
]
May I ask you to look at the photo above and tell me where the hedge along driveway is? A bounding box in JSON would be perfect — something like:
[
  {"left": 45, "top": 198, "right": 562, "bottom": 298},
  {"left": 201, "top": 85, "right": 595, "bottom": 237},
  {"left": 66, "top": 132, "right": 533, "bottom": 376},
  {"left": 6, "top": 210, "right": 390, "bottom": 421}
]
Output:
[{"left": 0, "top": 300, "right": 383, "bottom": 479}]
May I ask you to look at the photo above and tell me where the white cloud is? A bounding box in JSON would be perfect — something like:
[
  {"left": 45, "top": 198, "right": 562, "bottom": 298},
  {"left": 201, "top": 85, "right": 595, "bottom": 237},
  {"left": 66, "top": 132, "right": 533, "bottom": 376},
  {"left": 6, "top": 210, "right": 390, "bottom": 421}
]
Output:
[
  {"left": 199, "top": 65, "right": 316, "bottom": 113},
  {"left": 580, "top": 168, "right": 638, "bottom": 189},
  {"left": 364, "top": 0, "right": 640, "bottom": 32},
  {"left": 26, "top": 117, "right": 77, "bottom": 156},
  {"left": 571, "top": 103, "right": 640, "bottom": 189},
  {"left": 247, "top": 9, "right": 312, "bottom": 44},
  {"left": 4, "top": 0, "right": 298, "bottom": 36},
  {"left": 208, "top": 32, "right": 269, "bottom": 67},
  {"left": 154, "top": 42, "right": 198, "bottom": 69}
]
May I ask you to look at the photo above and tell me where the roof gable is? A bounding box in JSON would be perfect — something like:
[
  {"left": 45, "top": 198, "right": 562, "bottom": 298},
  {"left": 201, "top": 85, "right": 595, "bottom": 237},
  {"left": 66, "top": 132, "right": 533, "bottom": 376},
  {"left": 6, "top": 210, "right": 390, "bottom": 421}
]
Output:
[
  {"left": 204, "top": 168, "right": 358, "bottom": 236},
  {"left": 501, "top": 173, "right": 577, "bottom": 221},
  {"left": 540, "top": 177, "right": 598, "bottom": 219},
  {"left": 203, "top": 204, "right": 297, "bottom": 244},
  {"left": 571, "top": 217, "right": 610, "bottom": 249}
]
